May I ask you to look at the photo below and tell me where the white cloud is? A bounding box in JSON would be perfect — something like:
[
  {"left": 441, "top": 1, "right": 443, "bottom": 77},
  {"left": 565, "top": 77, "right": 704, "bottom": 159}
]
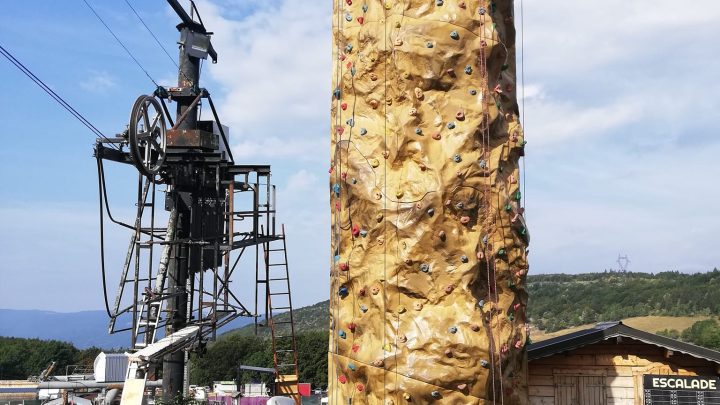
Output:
[{"left": 79, "top": 70, "right": 117, "bottom": 93}]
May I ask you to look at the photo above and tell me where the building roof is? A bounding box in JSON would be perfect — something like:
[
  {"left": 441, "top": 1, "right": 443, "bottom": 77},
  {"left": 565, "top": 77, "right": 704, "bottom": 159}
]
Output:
[{"left": 528, "top": 321, "right": 720, "bottom": 364}]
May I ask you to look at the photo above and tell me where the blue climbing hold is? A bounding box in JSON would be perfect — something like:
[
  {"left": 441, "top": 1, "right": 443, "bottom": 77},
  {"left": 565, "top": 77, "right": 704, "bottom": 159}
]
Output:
[
  {"left": 348, "top": 363, "right": 357, "bottom": 371},
  {"left": 415, "top": 128, "right": 423, "bottom": 135},
  {"left": 345, "top": 43, "right": 353, "bottom": 53},
  {"left": 339, "top": 330, "right": 347, "bottom": 339},
  {"left": 334, "top": 254, "right": 341, "bottom": 262},
  {"left": 478, "top": 299, "right": 485, "bottom": 308},
  {"left": 362, "top": 4, "right": 368, "bottom": 12},
  {"left": 460, "top": 255, "right": 468, "bottom": 263},
  {"left": 350, "top": 66, "right": 356, "bottom": 76},
  {"left": 339, "top": 286, "right": 349, "bottom": 298},
  {"left": 346, "top": 118, "right": 354, "bottom": 127},
  {"left": 448, "top": 326, "right": 458, "bottom": 334},
  {"left": 360, "top": 128, "right": 367, "bottom": 135},
  {"left": 478, "top": 7, "right": 487, "bottom": 15},
  {"left": 360, "top": 229, "right": 368, "bottom": 237},
  {"left": 333, "top": 183, "right": 341, "bottom": 197},
  {"left": 431, "top": 391, "right": 441, "bottom": 399},
  {"left": 478, "top": 159, "right": 487, "bottom": 169},
  {"left": 333, "top": 88, "right": 341, "bottom": 99},
  {"left": 447, "top": 122, "right": 456, "bottom": 129},
  {"left": 420, "top": 263, "right": 430, "bottom": 273},
  {"left": 450, "top": 31, "right": 459, "bottom": 40},
  {"left": 453, "top": 154, "right": 462, "bottom": 163},
  {"left": 464, "top": 65, "right": 473, "bottom": 74},
  {"left": 482, "top": 234, "right": 489, "bottom": 245},
  {"left": 345, "top": 13, "right": 352, "bottom": 22}
]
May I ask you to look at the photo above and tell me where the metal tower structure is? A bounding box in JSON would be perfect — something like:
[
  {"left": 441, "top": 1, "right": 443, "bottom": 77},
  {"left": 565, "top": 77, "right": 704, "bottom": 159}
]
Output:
[
  {"left": 617, "top": 254, "right": 631, "bottom": 273},
  {"left": 93, "top": 1, "right": 298, "bottom": 401}
]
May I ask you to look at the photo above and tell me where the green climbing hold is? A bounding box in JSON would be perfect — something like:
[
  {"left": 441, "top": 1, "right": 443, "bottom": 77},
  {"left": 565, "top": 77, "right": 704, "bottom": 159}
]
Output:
[{"left": 513, "top": 191, "right": 522, "bottom": 201}]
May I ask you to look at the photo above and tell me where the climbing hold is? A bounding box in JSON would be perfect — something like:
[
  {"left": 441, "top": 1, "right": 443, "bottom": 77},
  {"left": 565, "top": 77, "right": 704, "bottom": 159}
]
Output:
[
  {"left": 464, "top": 65, "right": 473, "bottom": 74},
  {"left": 420, "top": 263, "right": 430, "bottom": 273},
  {"left": 470, "top": 324, "right": 481, "bottom": 332},
  {"left": 346, "top": 118, "right": 354, "bottom": 127},
  {"left": 447, "top": 122, "right": 456, "bottom": 130},
  {"left": 431, "top": 390, "right": 441, "bottom": 399},
  {"left": 333, "top": 87, "right": 341, "bottom": 99},
  {"left": 338, "top": 374, "right": 347, "bottom": 384},
  {"left": 504, "top": 203, "right": 512, "bottom": 212},
  {"left": 482, "top": 234, "right": 489, "bottom": 244},
  {"left": 501, "top": 344, "right": 509, "bottom": 354},
  {"left": 339, "top": 286, "right": 349, "bottom": 298},
  {"left": 382, "top": 150, "right": 389, "bottom": 159},
  {"left": 360, "top": 304, "right": 368, "bottom": 313},
  {"left": 436, "top": 0, "right": 443, "bottom": 5},
  {"left": 402, "top": 393, "right": 411, "bottom": 401},
  {"left": 513, "top": 191, "right": 522, "bottom": 201},
  {"left": 339, "top": 262, "right": 349, "bottom": 272},
  {"left": 332, "top": 183, "right": 341, "bottom": 197},
  {"left": 480, "top": 359, "right": 489, "bottom": 368},
  {"left": 396, "top": 189, "right": 404, "bottom": 199},
  {"left": 352, "top": 224, "right": 361, "bottom": 237},
  {"left": 383, "top": 343, "right": 392, "bottom": 351},
  {"left": 427, "top": 207, "right": 435, "bottom": 216},
  {"left": 478, "top": 159, "right": 487, "bottom": 169},
  {"left": 498, "top": 248, "right": 506, "bottom": 256},
  {"left": 456, "top": 110, "right": 465, "bottom": 121},
  {"left": 413, "top": 301, "right": 423, "bottom": 311},
  {"left": 357, "top": 16, "right": 364, "bottom": 24},
  {"left": 346, "top": 0, "right": 352, "bottom": 5},
  {"left": 376, "top": 213, "right": 384, "bottom": 222},
  {"left": 339, "top": 330, "right": 346, "bottom": 339},
  {"left": 371, "top": 285, "right": 381, "bottom": 295},
  {"left": 460, "top": 216, "right": 470, "bottom": 224},
  {"left": 377, "top": 235, "right": 384, "bottom": 244},
  {"left": 360, "top": 127, "right": 367, "bottom": 136},
  {"left": 478, "top": 299, "right": 485, "bottom": 308},
  {"left": 362, "top": 4, "right": 368, "bottom": 12},
  {"left": 469, "top": 89, "right": 477, "bottom": 96},
  {"left": 414, "top": 87, "right": 424, "bottom": 100},
  {"left": 426, "top": 41, "right": 434, "bottom": 48},
  {"left": 404, "top": 258, "right": 413, "bottom": 266},
  {"left": 341, "top": 172, "right": 347, "bottom": 180},
  {"left": 336, "top": 126, "right": 344, "bottom": 135},
  {"left": 398, "top": 334, "right": 407, "bottom": 343},
  {"left": 352, "top": 344, "right": 360, "bottom": 353},
  {"left": 334, "top": 255, "right": 341, "bottom": 262},
  {"left": 458, "top": 383, "right": 467, "bottom": 390},
  {"left": 508, "top": 313, "right": 514, "bottom": 321},
  {"left": 348, "top": 363, "right": 357, "bottom": 371},
  {"left": 478, "top": 6, "right": 486, "bottom": 15},
  {"left": 370, "top": 158, "right": 379, "bottom": 168},
  {"left": 455, "top": 202, "right": 464, "bottom": 210},
  {"left": 360, "top": 229, "right": 368, "bottom": 237},
  {"left": 438, "top": 230, "right": 446, "bottom": 241},
  {"left": 448, "top": 326, "right": 457, "bottom": 334},
  {"left": 415, "top": 128, "right": 423, "bottom": 135},
  {"left": 453, "top": 154, "right": 461, "bottom": 162},
  {"left": 432, "top": 132, "right": 441, "bottom": 140},
  {"left": 460, "top": 255, "right": 469, "bottom": 263},
  {"left": 477, "top": 251, "right": 484, "bottom": 260},
  {"left": 341, "top": 102, "right": 348, "bottom": 110},
  {"left": 345, "top": 44, "right": 353, "bottom": 53},
  {"left": 445, "top": 68, "right": 455, "bottom": 77},
  {"left": 369, "top": 99, "right": 379, "bottom": 109},
  {"left": 398, "top": 306, "right": 406, "bottom": 314},
  {"left": 369, "top": 72, "right": 378, "bottom": 81},
  {"left": 394, "top": 37, "right": 403, "bottom": 46},
  {"left": 515, "top": 339, "right": 523, "bottom": 349},
  {"left": 450, "top": 31, "right": 459, "bottom": 40},
  {"left": 348, "top": 322, "right": 356, "bottom": 332},
  {"left": 513, "top": 302, "right": 521, "bottom": 311},
  {"left": 445, "top": 285, "right": 455, "bottom": 294},
  {"left": 419, "top": 162, "right": 427, "bottom": 171},
  {"left": 409, "top": 107, "right": 418, "bottom": 116},
  {"left": 356, "top": 383, "right": 365, "bottom": 392},
  {"left": 359, "top": 287, "right": 366, "bottom": 296},
  {"left": 345, "top": 13, "right": 352, "bottom": 22},
  {"left": 384, "top": 2, "right": 392, "bottom": 10}
]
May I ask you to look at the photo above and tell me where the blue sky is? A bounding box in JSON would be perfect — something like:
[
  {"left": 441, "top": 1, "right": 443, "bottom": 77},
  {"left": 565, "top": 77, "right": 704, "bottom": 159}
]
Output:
[{"left": 1, "top": 0, "right": 719, "bottom": 312}]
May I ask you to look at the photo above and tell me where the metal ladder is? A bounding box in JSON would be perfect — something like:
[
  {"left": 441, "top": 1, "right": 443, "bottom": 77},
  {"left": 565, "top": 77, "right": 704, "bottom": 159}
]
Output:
[{"left": 262, "top": 225, "right": 299, "bottom": 403}]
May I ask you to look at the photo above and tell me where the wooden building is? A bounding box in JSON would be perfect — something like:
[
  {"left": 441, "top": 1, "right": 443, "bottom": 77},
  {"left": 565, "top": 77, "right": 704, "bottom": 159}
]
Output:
[{"left": 527, "top": 321, "right": 720, "bottom": 405}]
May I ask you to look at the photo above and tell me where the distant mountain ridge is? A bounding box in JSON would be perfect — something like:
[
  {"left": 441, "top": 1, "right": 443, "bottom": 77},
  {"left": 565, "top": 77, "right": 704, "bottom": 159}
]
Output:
[{"left": 0, "top": 308, "right": 254, "bottom": 349}]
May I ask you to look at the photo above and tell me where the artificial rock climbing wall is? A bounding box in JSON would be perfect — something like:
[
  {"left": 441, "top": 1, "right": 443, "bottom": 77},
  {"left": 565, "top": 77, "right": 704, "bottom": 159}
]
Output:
[{"left": 329, "top": 1, "right": 529, "bottom": 404}]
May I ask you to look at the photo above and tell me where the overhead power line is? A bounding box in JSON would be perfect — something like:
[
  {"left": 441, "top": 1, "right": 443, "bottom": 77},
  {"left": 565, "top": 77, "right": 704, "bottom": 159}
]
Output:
[
  {"left": 82, "top": 0, "right": 160, "bottom": 87},
  {"left": 0, "top": 43, "right": 119, "bottom": 149}
]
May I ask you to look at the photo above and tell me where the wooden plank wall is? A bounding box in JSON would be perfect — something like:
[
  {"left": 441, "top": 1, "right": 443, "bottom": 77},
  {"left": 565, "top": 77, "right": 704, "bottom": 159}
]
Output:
[{"left": 528, "top": 338, "right": 717, "bottom": 405}]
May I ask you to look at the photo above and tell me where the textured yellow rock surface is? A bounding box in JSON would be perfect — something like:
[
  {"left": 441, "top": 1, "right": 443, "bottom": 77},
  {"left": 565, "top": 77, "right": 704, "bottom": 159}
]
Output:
[{"left": 329, "top": 1, "right": 529, "bottom": 403}]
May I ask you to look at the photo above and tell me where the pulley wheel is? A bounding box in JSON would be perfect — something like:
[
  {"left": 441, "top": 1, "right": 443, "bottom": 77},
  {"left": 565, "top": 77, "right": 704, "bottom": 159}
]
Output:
[{"left": 129, "top": 95, "right": 167, "bottom": 178}]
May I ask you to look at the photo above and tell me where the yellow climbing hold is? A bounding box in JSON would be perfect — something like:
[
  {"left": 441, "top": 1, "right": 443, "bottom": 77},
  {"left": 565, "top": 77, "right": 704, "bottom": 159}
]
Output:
[
  {"left": 396, "top": 189, "right": 404, "bottom": 199},
  {"left": 397, "top": 306, "right": 406, "bottom": 314},
  {"left": 403, "top": 393, "right": 411, "bottom": 401},
  {"left": 383, "top": 343, "right": 392, "bottom": 351},
  {"left": 385, "top": 2, "right": 392, "bottom": 10},
  {"left": 370, "top": 158, "right": 380, "bottom": 168}
]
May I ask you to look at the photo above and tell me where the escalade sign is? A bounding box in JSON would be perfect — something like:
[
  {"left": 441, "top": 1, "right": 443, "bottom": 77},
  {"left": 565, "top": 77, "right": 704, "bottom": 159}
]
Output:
[{"left": 644, "top": 375, "right": 720, "bottom": 404}]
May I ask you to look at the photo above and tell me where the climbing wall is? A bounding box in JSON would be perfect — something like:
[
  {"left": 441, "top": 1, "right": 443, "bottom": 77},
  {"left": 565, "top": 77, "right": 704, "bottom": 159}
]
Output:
[{"left": 329, "top": 1, "right": 529, "bottom": 404}]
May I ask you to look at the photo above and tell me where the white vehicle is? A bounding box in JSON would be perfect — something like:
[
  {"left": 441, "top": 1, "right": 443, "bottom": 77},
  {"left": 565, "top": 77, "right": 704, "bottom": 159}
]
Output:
[{"left": 267, "top": 397, "right": 295, "bottom": 405}]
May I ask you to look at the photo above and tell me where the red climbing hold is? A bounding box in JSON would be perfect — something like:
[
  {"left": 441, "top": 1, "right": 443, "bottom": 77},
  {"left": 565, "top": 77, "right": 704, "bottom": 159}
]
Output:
[
  {"left": 459, "top": 1, "right": 466, "bottom": 8},
  {"left": 494, "top": 84, "right": 503, "bottom": 94},
  {"left": 346, "top": 62, "right": 352, "bottom": 70},
  {"left": 338, "top": 375, "right": 347, "bottom": 384},
  {"left": 351, "top": 344, "right": 360, "bottom": 353},
  {"left": 470, "top": 324, "right": 481, "bottom": 332},
  {"left": 352, "top": 224, "right": 361, "bottom": 237},
  {"left": 357, "top": 16, "right": 364, "bottom": 24},
  {"left": 339, "top": 53, "right": 347, "bottom": 61},
  {"left": 445, "top": 285, "right": 454, "bottom": 294},
  {"left": 460, "top": 216, "right": 471, "bottom": 224},
  {"left": 356, "top": 383, "right": 365, "bottom": 392},
  {"left": 348, "top": 322, "right": 356, "bottom": 332},
  {"left": 513, "top": 303, "right": 521, "bottom": 311},
  {"left": 337, "top": 125, "right": 344, "bottom": 134},
  {"left": 515, "top": 339, "right": 523, "bottom": 349},
  {"left": 341, "top": 102, "right": 348, "bottom": 110},
  {"left": 341, "top": 172, "right": 348, "bottom": 180},
  {"left": 358, "top": 287, "right": 366, "bottom": 296},
  {"left": 339, "top": 262, "right": 349, "bottom": 272},
  {"left": 445, "top": 349, "right": 453, "bottom": 358},
  {"left": 335, "top": 201, "right": 341, "bottom": 211}
]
